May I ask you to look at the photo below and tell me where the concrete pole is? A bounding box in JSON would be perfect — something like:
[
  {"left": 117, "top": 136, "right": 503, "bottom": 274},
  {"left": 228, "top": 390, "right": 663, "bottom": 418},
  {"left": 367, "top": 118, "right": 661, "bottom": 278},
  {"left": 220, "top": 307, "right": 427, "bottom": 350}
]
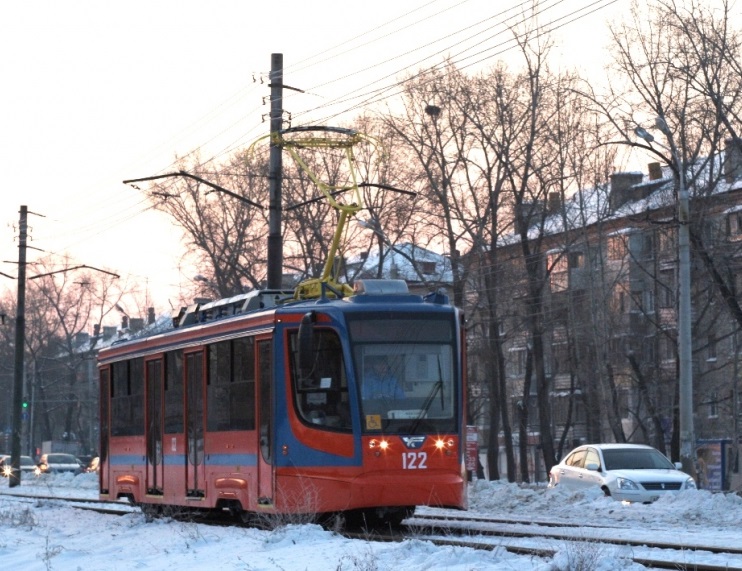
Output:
[
  {"left": 636, "top": 118, "right": 696, "bottom": 476},
  {"left": 655, "top": 116, "right": 695, "bottom": 475},
  {"left": 675, "top": 142, "right": 696, "bottom": 476},
  {"left": 9, "top": 205, "right": 27, "bottom": 487},
  {"left": 267, "top": 53, "right": 283, "bottom": 290}
]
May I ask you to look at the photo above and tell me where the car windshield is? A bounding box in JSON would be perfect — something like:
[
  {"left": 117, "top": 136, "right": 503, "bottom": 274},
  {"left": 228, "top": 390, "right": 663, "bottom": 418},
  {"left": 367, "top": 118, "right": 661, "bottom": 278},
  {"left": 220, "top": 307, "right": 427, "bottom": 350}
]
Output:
[
  {"left": 48, "top": 454, "right": 76, "bottom": 463},
  {"left": 2, "top": 456, "right": 35, "bottom": 467},
  {"left": 602, "top": 448, "right": 675, "bottom": 470}
]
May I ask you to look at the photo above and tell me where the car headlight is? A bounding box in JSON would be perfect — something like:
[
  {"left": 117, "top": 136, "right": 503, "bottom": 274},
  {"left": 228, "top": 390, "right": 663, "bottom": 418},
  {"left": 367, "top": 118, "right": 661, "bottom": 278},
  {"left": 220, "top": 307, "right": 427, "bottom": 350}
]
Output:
[
  {"left": 616, "top": 477, "right": 640, "bottom": 490},
  {"left": 685, "top": 477, "right": 697, "bottom": 490}
]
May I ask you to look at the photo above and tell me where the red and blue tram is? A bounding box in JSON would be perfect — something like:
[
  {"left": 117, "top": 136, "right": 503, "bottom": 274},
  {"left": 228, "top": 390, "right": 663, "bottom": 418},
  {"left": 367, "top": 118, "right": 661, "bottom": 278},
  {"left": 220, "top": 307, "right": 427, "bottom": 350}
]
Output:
[{"left": 97, "top": 279, "right": 467, "bottom": 525}]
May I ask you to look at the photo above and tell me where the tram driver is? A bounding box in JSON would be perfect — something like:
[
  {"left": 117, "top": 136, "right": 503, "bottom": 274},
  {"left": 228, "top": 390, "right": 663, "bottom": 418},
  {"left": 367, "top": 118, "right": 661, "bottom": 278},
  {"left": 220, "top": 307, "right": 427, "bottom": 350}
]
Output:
[{"left": 362, "top": 356, "right": 405, "bottom": 401}]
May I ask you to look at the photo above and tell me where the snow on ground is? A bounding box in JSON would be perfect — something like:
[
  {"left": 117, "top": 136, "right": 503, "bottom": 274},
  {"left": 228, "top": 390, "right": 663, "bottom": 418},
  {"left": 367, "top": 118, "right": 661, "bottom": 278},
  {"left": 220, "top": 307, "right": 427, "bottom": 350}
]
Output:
[{"left": 1, "top": 473, "right": 741, "bottom": 570}]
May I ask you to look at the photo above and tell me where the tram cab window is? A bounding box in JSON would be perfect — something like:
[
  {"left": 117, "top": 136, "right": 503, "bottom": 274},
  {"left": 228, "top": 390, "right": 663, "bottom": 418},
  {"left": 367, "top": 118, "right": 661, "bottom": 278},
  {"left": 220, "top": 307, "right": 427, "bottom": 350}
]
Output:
[
  {"left": 348, "top": 314, "right": 458, "bottom": 435},
  {"left": 289, "top": 329, "right": 351, "bottom": 431}
]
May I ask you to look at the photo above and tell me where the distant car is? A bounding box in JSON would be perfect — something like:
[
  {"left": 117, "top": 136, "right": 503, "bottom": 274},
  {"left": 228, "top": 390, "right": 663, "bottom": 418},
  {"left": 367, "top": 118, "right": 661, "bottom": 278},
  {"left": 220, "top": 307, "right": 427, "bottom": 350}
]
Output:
[
  {"left": 548, "top": 443, "right": 697, "bottom": 503},
  {"left": 0, "top": 455, "right": 38, "bottom": 477},
  {"left": 37, "top": 453, "right": 83, "bottom": 475}
]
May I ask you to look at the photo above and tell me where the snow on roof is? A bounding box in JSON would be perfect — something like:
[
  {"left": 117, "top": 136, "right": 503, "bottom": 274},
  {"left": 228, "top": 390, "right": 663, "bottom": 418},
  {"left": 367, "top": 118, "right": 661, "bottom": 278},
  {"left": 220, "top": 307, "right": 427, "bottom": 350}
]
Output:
[
  {"left": 505, "top": 148, "right": 741, "bottom": 245},
  {"left": 345, "top": 242, "right": 453, "bottom": 285}
]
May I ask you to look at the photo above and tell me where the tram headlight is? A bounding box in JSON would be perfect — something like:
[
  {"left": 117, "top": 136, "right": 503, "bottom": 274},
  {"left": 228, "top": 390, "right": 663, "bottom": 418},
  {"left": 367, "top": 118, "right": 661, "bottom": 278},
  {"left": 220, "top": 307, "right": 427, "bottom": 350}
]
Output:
[
  {"left": 368, "top": 439, "right": 389, "bottom": 455},
  {"left": 434, "top": 438, "right": 455, "bottom": 450}
]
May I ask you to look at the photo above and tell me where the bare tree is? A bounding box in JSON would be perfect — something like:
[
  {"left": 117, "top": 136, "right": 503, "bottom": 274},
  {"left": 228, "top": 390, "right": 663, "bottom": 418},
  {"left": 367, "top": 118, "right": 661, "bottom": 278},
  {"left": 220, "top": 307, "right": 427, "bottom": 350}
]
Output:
[
  {"left": 23, "top": 257, "right": 121, "bottom": 455},
  {"left": 590, "top": 0, "right": 742, "bottom": 464},
  {"left": 146, "top": 152, "right": 270, "bottom": 299}
]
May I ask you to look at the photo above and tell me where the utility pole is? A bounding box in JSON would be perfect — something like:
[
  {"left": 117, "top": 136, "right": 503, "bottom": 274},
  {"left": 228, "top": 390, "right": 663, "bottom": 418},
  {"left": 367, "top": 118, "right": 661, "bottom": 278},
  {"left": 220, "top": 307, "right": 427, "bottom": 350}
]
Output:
[
  {"left": 267, "top": 53, "right": 283, "bottom": 289},
  {"left": 635, "top": 119, "right": 696, "bottom": 477},
  {"left": 9, "top": 205, "right": 27, "bottom": 487},
  {"left": 670, "top": 124, "right": 696, "bottom": 477}
]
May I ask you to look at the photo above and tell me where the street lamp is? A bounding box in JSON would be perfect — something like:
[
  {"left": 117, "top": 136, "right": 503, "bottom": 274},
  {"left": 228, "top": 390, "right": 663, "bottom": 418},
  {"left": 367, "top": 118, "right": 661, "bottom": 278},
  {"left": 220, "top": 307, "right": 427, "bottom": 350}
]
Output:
[{"left": 635, "top": 117, "right": 695, "bottom": 476}]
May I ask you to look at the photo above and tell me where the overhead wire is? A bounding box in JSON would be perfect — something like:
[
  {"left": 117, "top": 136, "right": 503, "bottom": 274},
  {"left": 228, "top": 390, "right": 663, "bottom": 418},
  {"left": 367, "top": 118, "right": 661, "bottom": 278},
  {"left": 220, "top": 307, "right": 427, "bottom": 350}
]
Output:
[
  {"left": 22, "top": 0, "right": 623, "bottom": 299},
  {"left": 178, "top": 1, "right": 535, "bottom": 164},
  {"left": 112, "top": 0, "right": 610, "bottom": 173},
  {"left": 137, "top": 1, "right": 526, "bottom": 168},
  {"left": 296, "top": 0, "right": 619, "bottom": 127},
  {"left": 204, "top": 0, "right": 619, "bottom": 157},
  {"left": 285, "top": 0, "right": 474, "bottom": 77},
  {"left": 300, "top": 0, "right": 538, "bottom": 94}
]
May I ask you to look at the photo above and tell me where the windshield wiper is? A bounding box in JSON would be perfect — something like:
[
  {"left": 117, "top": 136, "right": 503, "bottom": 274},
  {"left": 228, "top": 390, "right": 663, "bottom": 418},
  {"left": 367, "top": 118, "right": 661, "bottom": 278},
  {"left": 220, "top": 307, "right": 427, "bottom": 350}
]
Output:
[{"left": 409, "top": 356, "right": 445, "bottom": 434}]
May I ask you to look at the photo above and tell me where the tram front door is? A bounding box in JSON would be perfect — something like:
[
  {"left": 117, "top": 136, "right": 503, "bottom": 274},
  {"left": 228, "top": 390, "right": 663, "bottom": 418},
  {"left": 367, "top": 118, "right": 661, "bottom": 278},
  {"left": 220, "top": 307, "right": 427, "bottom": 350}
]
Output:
[
  {"left": 257, "top": 339, "right": 273, "bottom": 505},
  {"left": 145, "top": 358, "right": 164, "bottom": 495},
  {"left": 185, "top": 350, "right": 205, "bottom": 497}
]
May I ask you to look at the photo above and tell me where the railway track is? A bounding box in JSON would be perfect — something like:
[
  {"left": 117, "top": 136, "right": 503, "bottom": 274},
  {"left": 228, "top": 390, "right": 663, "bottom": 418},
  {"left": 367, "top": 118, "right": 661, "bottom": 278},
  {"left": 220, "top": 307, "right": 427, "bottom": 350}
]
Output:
[
  {"left": 3, "top": 491, "right": 740, "bottom": 570},
  {"left": 0, "top": 489, "right": 136, "bottom": 515},
  {"left": 403, "top": 513, "right": 742, "bottom": 570}
]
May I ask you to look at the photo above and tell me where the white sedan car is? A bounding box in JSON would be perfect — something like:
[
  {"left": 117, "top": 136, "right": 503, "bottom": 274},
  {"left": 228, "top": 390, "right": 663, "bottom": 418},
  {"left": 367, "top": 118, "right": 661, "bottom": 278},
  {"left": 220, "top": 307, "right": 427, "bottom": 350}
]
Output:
[{"left": 548, "top": 443, "right": 696, "bottom": 502}]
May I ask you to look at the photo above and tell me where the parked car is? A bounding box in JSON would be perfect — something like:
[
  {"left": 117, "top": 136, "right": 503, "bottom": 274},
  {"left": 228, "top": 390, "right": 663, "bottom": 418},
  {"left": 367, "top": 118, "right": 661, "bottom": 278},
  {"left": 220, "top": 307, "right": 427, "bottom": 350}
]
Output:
[
  {"left": 36, "top": 453, "right": 83, "bottom": 475},
  {"left": 548, "top": 443, "right": 696, "bottom": 503},
  {"left": 0, "top": 455, "right": 38, "bottom": 477}
]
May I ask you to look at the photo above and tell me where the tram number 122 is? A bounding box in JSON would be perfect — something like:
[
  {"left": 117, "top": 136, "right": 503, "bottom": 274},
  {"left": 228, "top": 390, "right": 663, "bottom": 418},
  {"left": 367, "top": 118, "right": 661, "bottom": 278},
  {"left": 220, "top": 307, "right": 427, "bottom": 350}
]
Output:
[{"left": 402, "top": 451, "right": 428, "bottom": 469}]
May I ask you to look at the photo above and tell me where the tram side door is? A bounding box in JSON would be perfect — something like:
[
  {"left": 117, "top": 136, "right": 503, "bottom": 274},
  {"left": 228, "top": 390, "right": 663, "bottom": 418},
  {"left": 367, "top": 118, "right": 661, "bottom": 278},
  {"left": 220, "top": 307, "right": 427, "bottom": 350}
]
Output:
[
  {"left": 185, "top": 350, "right": 206, "bottom": 497},
  {"left": 99, "top": 367, "right": 110, "bottom": 494},
  {"left": 256, "top": 339, "right": 273, "bottom": 505},
  {"left": 145, "top": 358, "right": 164, "bottom": 495}
]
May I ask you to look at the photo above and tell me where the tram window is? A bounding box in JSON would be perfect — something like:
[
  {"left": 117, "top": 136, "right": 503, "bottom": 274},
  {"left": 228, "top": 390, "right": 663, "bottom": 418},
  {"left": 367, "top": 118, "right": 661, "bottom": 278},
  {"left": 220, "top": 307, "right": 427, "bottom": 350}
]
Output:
[
  {"left": 207, "top": 338, "right": 256, "bottom": 431},
  {"left": 164, "top": 350, "right": 184, "bottom": 434},
  {"left": 110, "top": 357, "right": 145, "bottom": 436},
  {"left": 232, "top": 337, "right": 256, "bottom": 430},
  {"left": 289, "top": 329, "right": 351, "bottom": 431},
  {"left": 208, "top": 342, "right": 231, "bottom": 431}
]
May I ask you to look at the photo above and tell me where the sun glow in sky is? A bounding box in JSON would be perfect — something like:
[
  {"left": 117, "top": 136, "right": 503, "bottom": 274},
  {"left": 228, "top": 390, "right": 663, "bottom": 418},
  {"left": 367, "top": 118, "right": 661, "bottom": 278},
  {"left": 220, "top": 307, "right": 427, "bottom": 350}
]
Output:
[{"left": 0, "top": 0, "right": 628, "bottom": 320}]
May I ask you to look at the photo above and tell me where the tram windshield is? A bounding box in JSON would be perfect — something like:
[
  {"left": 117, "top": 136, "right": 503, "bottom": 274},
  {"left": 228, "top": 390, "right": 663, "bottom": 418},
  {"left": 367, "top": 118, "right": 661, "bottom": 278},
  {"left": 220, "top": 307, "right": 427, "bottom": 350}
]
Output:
[{"left": 349, "top": 316, "right": 457, "bottom": 435}]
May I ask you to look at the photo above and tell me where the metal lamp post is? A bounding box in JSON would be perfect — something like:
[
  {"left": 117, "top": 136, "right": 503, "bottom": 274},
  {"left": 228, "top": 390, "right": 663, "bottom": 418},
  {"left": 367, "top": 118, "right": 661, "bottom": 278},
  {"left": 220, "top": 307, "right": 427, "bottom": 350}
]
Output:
[{"left": 635, "top": 118, "right": 696, "bottom": 476}]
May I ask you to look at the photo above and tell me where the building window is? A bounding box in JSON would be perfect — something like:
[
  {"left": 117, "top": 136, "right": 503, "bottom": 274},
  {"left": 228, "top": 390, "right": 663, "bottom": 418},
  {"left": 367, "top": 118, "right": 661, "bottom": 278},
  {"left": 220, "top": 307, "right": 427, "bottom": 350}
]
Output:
[
  {"left": 607, "top": 236, "right": 627, "bottom": 260},
  {"left": 658, "top": 227, "right": 676, "bottom": 254},
  {"left": 642, "top": 336, "right": 656, "bottom": 362},
  {"left": 552, "top": 342, "right": 570, "bottom": 374},
  {"left": 708, "top": 391, "right": 719, "bottom": 418},
  {"left": 415, "top": 261, "right": 437, "bottom": 275},
  {"left": 659, "top": 335, "right": 676, "bottom": 362},
  {"left": 548, "top": 252, "right": 568, "bottom": 292},
  {"left": 642, "top": 233, "right": 654, "bottom": 259},
  {"left": 707, "top": 333, "right": 717, "bottom": 361},
  {"left": 612, "top": 287, "right": 627, "bottom": 314},
  {"left": 643, "top": 290, "right": 655, "bottom": 313},
  {"left": 630, "top": 290, "right": 642, "bottom": 313},
  {"left": 727, "top": 211, "right": 742, "bottom": 238},
  {"left": 510, "top": 347, "right": 527, "bottom": 376},
  {"left": 568, "top": 251, "right": 584, "bottom": 269},
  {"left": 659, "top": 269, "right": 675, "bottom": 308}
]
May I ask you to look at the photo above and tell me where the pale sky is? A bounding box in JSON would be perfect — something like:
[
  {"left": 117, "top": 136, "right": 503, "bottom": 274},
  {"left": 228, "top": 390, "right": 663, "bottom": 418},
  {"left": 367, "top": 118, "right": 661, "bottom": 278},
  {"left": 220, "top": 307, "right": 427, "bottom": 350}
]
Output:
[{"left": 0, "top": 0, "right": 625, "bottom": 319}]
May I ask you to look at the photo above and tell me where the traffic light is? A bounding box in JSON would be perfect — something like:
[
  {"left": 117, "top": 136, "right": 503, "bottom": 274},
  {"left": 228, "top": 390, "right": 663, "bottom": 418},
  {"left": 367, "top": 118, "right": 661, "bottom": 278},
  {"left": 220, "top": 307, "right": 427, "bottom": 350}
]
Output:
[{"left": 22, "top": 399, "right": 28, "bottom": 409}]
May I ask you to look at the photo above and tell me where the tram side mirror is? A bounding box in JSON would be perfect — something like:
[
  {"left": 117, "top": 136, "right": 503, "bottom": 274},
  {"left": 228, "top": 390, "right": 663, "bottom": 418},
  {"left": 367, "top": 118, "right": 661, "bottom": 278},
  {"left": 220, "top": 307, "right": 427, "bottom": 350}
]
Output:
[{"left": 298, "top": 311, "right": 317, "bottom": 381}]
